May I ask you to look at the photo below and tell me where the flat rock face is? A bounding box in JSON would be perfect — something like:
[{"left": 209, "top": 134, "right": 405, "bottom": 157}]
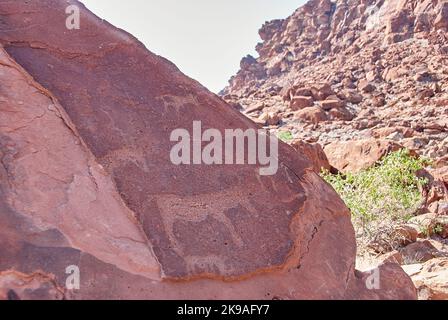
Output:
[{"left": 0, "top": 0, "right": 416, "bottom": 299}]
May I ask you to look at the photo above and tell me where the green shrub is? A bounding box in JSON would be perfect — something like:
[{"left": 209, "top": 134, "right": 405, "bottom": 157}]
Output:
[
  {"left": 277, "top": 131, "right": 293, "bottom": 142},
  {"left": 321, "top": 149, "right": 429, "bottom": 249}
]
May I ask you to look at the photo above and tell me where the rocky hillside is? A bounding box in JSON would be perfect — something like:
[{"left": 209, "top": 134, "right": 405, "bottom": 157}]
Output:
[
  {"left": 222, "top": 0, "right": 448, "bottom": 299},
  {"left": 222, "top": 0, "right": 447, "bottom": 162}
]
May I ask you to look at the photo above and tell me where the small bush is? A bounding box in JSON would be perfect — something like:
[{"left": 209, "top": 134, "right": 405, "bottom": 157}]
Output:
[
  {"left": 277, "top": 131, "right": 293, "bottom": 142},
  {"left": 321, "top": 149, "right": 428, "bottom": 251}
]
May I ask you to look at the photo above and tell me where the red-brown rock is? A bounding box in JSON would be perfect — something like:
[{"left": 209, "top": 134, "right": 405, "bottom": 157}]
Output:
[
  {"left": 434, "top": 2, "right": 448, "bottom": 30},
  {"left": 324, "top": 139, "right": 402, "bottom": 173},
  {"left": 310, "top": 83, "right": 334, "bottom": 101},
  {"left": 290, "top": 96, "right": 314, "bottom": 110},
  {"left": 294, "top": 106, "right": 328, "bottom": 124},
  {"left": 0, "top": 270, "right": 65, "bottom": 300},
  {"left": 400, "top": 240, "right": 441, "bottom": 264},
  {"left": 403, "top": 258, "right": 448, "bottom": 300},
  {"left": 320, "top": 99, "right": 345, "bottom": 111},
  {"left": 290, "top": 140, "right": 331, "bottom": 174}
]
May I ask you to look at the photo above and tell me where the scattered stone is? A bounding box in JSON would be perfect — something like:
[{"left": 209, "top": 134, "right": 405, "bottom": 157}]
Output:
[
  {"left": 407, "top": 213, "right": 448, "bottom": 238},
  {"left": 341, "top": 90, "right": 363, "bottom": 104},
  {"left": 244, "top": 103, "right": 266, "bottom": 114},
  {"left": 294, "top": 106, "right": 328, "bottom": 124},
  {"left": 400, "top": 240, "right": 442, "bottom": 264},
  {"left": 393, "top": 225, "right": 419, "bottom": 246},
  {"left": 418, "top": 88, "right": 435, "bottom": 99},
  {"left": 359, "top": 80, "right": 376, "bottom": 94},
  {"left": 259, "top": 111, "right": 280, "bottom": 125},
  {"left": 290, "top": 96, "right": 314, "bottom": 110},
  {"left": 378, "top": 250, "right": 404, "bottom": 265},
  {"left": 310, "top": 83, "right": 334, "bottom": 101},
  {"left": 404, "top": 258, "right": 448, "bottom": 300},
  {"left": 320, "top": 99, "right": 345, "bottom": 111}
]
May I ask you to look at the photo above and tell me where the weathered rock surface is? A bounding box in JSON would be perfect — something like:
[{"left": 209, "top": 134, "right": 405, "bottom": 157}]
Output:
[
  {"left": 400, "top": 240, "right": 443, "bottom": 264},
  {"left": 0, "top": 0, "right": 416, "bottom": 299},
  {"left": 290, "top": 140, "right": 331, "bottom": 174},
  {"left": 403, "top": 258, "right": 448, "bottom": 300},
  {"left": 324, "top": 139, "right": 401, "bottom": 173},
  {"left": 0, "top": 270, "right": 65, "bottom": 300}
]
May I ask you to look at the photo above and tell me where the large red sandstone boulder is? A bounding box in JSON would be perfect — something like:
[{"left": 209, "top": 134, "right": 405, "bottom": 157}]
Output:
[{"left": 0, "top": 0, "right": 416, "bottom": 300}]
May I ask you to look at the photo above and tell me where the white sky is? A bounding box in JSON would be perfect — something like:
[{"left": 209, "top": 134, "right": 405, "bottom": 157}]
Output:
[{"left": 81, "top": 0, "right": 304, "bottom": 93}]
